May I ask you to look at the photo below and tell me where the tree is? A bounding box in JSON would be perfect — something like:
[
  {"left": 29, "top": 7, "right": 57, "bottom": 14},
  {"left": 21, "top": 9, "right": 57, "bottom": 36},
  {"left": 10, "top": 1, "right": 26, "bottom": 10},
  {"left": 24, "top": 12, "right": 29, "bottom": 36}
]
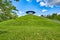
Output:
[
  {"left": 0, "top": 0, "right": 18, "bottom": 13},
  {"left": 56, "top": 14, "right": 60, "bottom": 21},
  {"left": 0, "top": 0, "right": 18, "bottom": 22},
  {"left": 51, "top": 13, "right": 57, "bottom": 19},
  {"left": 41, "top": 15, "right": 44, "bottom": 17}
]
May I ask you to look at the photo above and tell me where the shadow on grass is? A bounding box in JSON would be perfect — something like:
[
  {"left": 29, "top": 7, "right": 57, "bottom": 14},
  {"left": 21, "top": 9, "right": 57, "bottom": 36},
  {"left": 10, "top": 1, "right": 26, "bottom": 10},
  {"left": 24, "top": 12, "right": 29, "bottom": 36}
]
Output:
[{"left": 0, "top": 31, "right": 8, "bottom": 35}]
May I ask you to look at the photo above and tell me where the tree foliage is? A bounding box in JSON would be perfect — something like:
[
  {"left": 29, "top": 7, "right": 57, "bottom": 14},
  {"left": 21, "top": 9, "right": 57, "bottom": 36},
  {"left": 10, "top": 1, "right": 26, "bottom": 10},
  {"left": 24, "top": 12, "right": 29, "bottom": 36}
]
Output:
[
  {"left": 41, "top": 13, "right": 60, "bottom": 21},
  {"left": 0, "top": 0, "right": 18, "bottom": 22}
]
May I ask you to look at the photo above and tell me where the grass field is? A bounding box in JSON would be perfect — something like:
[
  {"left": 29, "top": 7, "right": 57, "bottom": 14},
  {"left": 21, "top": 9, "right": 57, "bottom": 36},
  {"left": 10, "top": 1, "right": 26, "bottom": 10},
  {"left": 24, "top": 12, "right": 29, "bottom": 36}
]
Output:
[{"left": 0, "top": 15, "right": 60, "bottom": 40}]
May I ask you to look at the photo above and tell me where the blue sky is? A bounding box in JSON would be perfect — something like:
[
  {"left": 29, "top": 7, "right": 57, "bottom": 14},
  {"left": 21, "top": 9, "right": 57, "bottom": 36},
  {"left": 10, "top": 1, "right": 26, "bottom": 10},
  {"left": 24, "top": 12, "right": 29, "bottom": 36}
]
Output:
[{"left": 11, "top": 0, "right": 60, "bottom": 16}]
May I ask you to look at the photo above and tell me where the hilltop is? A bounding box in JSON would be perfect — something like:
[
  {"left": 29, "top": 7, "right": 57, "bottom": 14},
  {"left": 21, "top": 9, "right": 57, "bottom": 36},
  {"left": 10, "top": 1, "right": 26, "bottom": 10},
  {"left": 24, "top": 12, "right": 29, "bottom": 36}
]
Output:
[
  {"left": 0, "top": 14, "right": 60, "bottom": 40},
  {"left": 0, "top": 14, "right": 60, "bottom": 26}
]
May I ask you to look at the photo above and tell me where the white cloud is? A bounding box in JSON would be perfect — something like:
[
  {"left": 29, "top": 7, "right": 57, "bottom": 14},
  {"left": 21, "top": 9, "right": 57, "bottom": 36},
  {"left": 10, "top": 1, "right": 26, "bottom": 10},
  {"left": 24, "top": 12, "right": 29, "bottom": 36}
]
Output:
[
  {"left": 36, "top": 0, "right": 42, "bottom": 2},
  {"left": 38, "top": 15, "right": 41, "bottom": 16},
  {"left": 17, "top": 11, "right": 24, "bottom": 16},
  {"left": 42, "top": 9, "right": 48, "bottom": 12},
  {"left": 19, "top": 15, "right": 22, "bottom": 17},
  {"left": 19, "top": 11, "right": 24, "bottom": 14},
  {"left": 45, "top": 0, "right": 60, "bottom": 6},
  {"left": 26, "top": 0, "right": 30, "bottom": 2},
  {"left": 40, "top": 2, "right": 47, "bottom": 6},
  {"left": 49, "top": 5, "right": 54, "bottom": 8},
  {"left": 36, "top": 0, "right": 60, "bottom": 7},
  {"left": 15, "top": 11, "right": 18, "bottom": 13},
  {"left": 57, "top": 12, "right": 60, "bottom": 15}
]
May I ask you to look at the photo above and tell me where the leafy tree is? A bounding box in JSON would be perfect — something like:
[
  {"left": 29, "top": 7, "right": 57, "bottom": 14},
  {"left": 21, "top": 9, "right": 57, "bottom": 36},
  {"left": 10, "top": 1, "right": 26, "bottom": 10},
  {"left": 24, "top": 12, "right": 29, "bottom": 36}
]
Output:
[
  {"left": 0, "top": 0, "right": 18, "bottom": 22},
  {"left": 56, "top": 14, "right": 60, "bottom": 21},
  {"left": 45, "top": 13, "right": 60, "bottom": 21},
  {"left": 51, "top": 13, "right": 57, "bottom": 19},
  {"left": 41, "top": 15, "right": 44, "bottom": 17},
  {"left": 0, "top": 0, "right": 17, "bottom": 13}
]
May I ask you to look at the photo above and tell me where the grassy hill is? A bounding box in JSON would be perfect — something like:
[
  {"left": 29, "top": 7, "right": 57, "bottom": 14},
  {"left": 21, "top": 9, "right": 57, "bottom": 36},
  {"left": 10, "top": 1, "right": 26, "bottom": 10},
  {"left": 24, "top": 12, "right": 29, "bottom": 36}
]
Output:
[{"left": 0, "top": 14, "right": 60, "bottom": 40}]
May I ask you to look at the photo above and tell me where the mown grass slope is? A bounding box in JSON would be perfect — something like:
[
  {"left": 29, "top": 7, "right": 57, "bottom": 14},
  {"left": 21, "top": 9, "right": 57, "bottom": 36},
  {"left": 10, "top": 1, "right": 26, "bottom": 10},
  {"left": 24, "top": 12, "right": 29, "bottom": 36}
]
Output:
[{"left": 0, "top": 14, "right": 60, "bottom": 40}]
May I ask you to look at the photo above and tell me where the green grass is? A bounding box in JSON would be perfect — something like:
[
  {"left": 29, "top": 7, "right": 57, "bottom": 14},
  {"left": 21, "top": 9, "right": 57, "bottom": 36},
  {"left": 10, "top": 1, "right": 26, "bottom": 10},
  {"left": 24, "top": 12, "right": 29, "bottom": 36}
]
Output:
[{"left": 0, "top": 14, "right": 60, "bottom": 40}]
